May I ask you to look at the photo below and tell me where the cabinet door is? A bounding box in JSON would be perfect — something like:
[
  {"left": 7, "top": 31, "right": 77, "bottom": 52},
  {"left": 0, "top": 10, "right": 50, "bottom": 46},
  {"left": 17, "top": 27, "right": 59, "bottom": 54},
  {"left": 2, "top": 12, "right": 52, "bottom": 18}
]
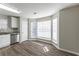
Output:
[
  {"left": 11, "top": 17, "right": 18, "bottom": 28},
  {"left": 11, "top": 34, "right": 17, "bottom": 44},
  {"left": 0, "top": 34, "right": 10, "bottom": 48}
]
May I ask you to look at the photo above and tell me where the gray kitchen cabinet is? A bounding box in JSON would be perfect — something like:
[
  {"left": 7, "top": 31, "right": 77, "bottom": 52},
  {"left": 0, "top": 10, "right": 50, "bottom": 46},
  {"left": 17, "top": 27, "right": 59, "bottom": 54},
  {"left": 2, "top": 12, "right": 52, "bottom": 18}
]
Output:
[
  {"left": 11, "top": 17, "right": 19, "bottom": 28},
  {"left": 10, "top": 33, "right": 19, "bottom": 45}
]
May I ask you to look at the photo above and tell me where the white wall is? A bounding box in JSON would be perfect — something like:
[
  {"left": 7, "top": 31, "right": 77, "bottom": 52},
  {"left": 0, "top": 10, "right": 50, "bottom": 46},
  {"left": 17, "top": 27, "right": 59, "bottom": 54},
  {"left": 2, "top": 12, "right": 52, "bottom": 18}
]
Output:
[
  {"left": 30, "top": 20, "right": 37, "bottom": 39},
  {"left": 59, "top": 6, "right": 79, "bottom": 53},
  {"left": 20, "top": 18, "right": 28, "bottom": 42}
]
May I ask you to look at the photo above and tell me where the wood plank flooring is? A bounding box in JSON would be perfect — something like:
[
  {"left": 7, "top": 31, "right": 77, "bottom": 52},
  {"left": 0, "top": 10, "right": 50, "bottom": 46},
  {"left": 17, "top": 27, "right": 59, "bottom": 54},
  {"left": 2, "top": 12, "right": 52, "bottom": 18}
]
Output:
[{"left": 0, "top": 40, "right": 77, "bottom": 56}]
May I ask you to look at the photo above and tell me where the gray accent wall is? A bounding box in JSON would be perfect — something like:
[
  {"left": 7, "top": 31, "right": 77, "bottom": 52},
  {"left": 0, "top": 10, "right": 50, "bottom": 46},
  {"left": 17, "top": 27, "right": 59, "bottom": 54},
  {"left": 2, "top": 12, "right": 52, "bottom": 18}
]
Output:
[{"left": 59, "top": 6, "right": 79, "bottom": 53}]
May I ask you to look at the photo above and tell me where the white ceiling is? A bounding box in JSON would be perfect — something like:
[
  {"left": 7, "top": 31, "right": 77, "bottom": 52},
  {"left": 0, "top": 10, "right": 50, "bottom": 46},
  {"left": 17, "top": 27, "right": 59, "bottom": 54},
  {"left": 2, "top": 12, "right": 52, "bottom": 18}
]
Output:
[{"left": 0, "top": 3, "right": 79, "bottom": 18}]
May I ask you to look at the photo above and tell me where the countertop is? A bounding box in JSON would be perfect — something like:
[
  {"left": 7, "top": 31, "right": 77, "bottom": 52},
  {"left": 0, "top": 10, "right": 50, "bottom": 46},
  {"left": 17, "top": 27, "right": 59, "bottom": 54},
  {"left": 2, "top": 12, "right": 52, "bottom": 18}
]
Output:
[
  {"left": 0, "top": 32, "right": 19, "bottom": 35},
  {"left": 0, "top": 29, "right": 19, "bottom": 35}
]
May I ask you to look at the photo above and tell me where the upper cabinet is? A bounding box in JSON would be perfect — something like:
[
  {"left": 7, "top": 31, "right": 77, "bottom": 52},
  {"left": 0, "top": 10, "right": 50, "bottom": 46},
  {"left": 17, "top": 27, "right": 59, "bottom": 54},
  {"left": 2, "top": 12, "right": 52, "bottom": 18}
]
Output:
[
  {"left": 11, "top": 17, "right": 19, "bottom": 28},
  {"left": 0, "top": 15, "right": 8, "bottom": 30}
]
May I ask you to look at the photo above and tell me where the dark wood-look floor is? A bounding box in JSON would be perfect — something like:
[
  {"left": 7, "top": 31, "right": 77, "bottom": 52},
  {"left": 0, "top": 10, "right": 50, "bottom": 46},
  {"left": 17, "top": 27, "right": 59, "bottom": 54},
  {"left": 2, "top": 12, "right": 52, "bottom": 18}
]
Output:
[{"left": 0, "top": 40, "right": 77, "bottom": 56}]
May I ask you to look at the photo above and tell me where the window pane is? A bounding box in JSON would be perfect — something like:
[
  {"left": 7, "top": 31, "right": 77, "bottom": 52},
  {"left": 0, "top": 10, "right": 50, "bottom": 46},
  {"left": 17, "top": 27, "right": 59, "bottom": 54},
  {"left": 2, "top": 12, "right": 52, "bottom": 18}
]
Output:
[{"left": 37, "top": 20, "right": 51, "bottom": 40}]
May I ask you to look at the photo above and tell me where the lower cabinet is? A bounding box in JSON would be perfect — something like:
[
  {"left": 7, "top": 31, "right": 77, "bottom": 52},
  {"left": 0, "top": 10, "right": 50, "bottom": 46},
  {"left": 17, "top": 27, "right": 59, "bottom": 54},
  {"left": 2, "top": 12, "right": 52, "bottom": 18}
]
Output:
[
  {"left": 10, "top": 34, "right": 19, "bottom": 45},
  {"left": 0, "top": 34, "right": 19, "bottom": 48},
  {"left": 0, "top": 34, "right": 10, "bottom": 48}
]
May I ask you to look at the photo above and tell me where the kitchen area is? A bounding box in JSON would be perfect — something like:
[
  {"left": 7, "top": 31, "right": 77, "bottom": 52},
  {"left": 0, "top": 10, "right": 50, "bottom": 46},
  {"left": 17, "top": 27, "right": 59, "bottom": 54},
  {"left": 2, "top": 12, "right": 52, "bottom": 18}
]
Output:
[{"left": 0, "top": 14, "right": 20, "bottom": 48}]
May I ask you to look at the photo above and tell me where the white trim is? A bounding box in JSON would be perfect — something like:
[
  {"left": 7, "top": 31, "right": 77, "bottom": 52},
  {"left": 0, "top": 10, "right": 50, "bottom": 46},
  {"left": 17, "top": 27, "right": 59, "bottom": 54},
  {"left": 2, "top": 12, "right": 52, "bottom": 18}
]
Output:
[
  {"left": 37, "top": 39, "right": 79, "bottom": 56},
  {"left": 36, "top": 39, "right": 52, "bottom": 44},
  {"left": 58, "top": 48, "right": 79, "bottom": 56},
  {"left": 52, "top": 42, "right": 79, "bottom": 56},
  {"left": 29, "top": 38, "right": 37, "bottom": 40},
  {"left": 51, "top": 13, "right": 60, "bottom": 47}
]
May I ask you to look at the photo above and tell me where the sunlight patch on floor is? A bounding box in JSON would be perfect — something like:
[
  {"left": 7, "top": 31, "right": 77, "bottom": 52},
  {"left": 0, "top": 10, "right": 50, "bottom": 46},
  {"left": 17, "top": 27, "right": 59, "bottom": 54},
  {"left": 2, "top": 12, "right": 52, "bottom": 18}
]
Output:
[{"left": 43, "top": 46, "right": 49, "bottom": 52}]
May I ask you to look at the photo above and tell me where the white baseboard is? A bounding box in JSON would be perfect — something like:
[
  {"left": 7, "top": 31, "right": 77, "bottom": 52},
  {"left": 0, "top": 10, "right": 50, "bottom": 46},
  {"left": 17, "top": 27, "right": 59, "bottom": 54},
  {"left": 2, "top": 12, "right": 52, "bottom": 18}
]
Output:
[
  {"left": 58, "top": 48, "right": 79, "bottom": 56},
  {"left": 37, "top": 39, "right": 79, "bottom": 56},
  {"left": 51, "top": 42, "right": 79, "bottom": 56},
  {"left": 36, "top": 39, "right": 52, "bottom": 44},
  {"left": 19, "top": 38, "right": 37, "bottom": 43}
]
